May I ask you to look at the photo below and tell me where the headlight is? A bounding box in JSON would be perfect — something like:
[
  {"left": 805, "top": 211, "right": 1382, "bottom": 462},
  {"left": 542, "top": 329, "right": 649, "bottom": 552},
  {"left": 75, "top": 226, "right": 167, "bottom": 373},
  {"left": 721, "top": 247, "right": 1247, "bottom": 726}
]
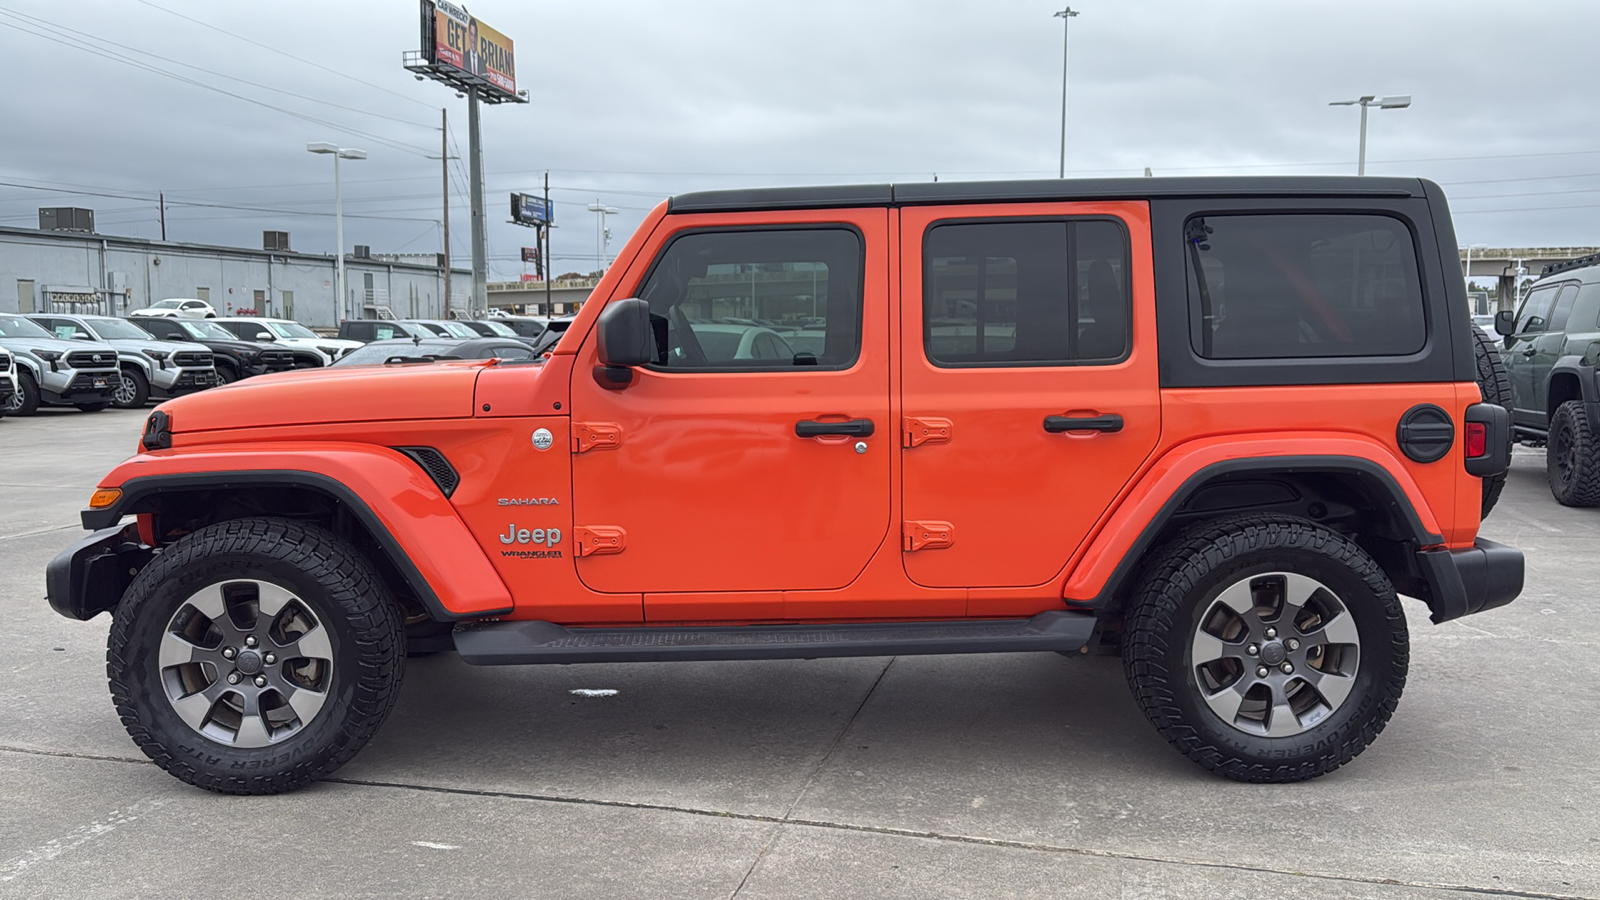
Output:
[
  {"left": 317, "top": 345, "right": 339, "bottom": 357},
  {"left": 32, "top": 349, "right": 62, "bottom": 361},
  {"left": 141, "top": 349, "right": 170, "bottom": 361},
  {"left": 238, "top": 349, "right": 261, "bottom": 362}
]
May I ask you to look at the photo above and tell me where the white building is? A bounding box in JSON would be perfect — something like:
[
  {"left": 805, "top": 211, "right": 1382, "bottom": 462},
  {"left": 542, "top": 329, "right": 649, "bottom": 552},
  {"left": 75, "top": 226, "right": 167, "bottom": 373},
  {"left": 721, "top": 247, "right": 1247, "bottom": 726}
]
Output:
[{"left": 0, "top": 216, "right": 471, "bottom": 327}]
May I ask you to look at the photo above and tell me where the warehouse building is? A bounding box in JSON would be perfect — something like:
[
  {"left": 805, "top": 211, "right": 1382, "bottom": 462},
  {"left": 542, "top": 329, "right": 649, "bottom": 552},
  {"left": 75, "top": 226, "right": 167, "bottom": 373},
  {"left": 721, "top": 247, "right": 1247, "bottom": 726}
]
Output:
[{"left": 0, "top": 208, "right": 470, "bottom": 327}]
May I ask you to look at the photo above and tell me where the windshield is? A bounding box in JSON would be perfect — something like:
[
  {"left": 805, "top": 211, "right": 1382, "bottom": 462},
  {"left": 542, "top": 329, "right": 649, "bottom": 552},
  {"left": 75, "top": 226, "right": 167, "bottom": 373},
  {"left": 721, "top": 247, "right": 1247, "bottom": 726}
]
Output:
[
  {"left": 0, "top": 314, "right": 56, "bottom": 339},
  {"left": 267, "top": 322, "right": 318, "bottom": 339},
  {"left": 481, "top": 321, "right": 518, "bottom": 337},
  {"left": 334, "top": 340, "right": 463, "bottom": 367},
  {"left": 180, "top": 320, "right": 238, "bottom": 340},
  {"left": 440, "top": 321, "right": 480, "bottom": 338},
  {"left": 87, "top": 318, "right": 157, "bottom": 340},
  {"left": 151, "top": 299, "right": 186, "bottom": 309}
]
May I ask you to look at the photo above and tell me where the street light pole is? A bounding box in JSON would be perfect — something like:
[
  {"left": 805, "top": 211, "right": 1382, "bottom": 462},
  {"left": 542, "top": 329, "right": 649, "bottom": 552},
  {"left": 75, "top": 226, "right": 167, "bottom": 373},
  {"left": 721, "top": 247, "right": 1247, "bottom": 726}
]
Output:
[
  {"left": 307, "top": 142, "right": 366, "bottom": 321},
  {"left": 1329, "top": 95, "right": 1411, "bottom": 175},
  {"left": 1053, "top": 7, "right": 1078, "bottom": 179},
  {"left": 587, "top": 201, "right": 618, "bottom": 273}
]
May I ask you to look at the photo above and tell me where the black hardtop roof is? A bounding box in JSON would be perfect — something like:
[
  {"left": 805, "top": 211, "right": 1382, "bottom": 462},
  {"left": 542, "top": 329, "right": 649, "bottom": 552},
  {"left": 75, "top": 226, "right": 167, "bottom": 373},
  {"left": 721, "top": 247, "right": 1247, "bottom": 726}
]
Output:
[{"left": 669, "top": 176, "right": 1432, "bottom": 214}]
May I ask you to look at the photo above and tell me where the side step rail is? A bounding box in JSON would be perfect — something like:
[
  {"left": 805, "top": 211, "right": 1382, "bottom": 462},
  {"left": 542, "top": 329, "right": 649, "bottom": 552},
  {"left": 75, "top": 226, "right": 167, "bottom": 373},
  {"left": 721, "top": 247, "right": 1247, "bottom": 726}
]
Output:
[{"left": 453, "top": 611, "right": 1096, "bottom": 666}]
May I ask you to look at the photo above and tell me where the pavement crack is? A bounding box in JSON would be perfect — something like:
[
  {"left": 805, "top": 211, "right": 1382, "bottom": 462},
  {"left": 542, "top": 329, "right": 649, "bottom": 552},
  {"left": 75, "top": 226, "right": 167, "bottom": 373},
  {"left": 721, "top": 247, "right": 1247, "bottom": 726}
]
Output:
[{"left": 728, "top": 656, "right": 896, "bottom": 899}]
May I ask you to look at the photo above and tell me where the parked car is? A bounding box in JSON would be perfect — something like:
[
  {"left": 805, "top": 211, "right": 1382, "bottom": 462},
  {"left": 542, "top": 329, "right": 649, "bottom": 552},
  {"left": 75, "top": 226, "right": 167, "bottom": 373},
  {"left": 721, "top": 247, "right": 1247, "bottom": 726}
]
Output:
[
  {"left": 0, "top": 313, "right": 122, "bottom": 414},
  {"left": 130, "top": 317, "right": 296, "bottom": 383},
  {"left": 330, "top": 336, "right": 536, "bottom": 367},
  {"left": 454, "top": 318, "right": 523, "bottom": 340},
  {"left": 683, "top": 323, "right": 798, "bottom": 363},
  {"left": 0, "top": 345, "right": 15, "bottom": 418},
  {"left": 28, "top": 314, "right": 218, "bottom": 409},
  {"left": 211, "top": 318, "right": 361, "bottom": 367},
  {"left": 487, "top": 314, "right": 577, "bottom": 353},
  {"left": 336, "top": 320, "right": 428, "bottom": 343},
  {"left": 1495, "top": 251, "right": 1600, "bottom": 504},
  {"left": 128, "top": 298, "right": 217, "bottom": 319},
  {"left": 49, "top": 176, "right": 1520, "bottom": 795},
  {"left": 401, "top": 319, "right": 484, "bottom": 339}
]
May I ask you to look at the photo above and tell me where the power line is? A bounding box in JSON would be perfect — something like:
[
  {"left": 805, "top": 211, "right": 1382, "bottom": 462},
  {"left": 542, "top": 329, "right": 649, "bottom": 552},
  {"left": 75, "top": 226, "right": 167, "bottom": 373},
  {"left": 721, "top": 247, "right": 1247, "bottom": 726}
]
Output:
[
  {"left": 0, "top": 8, "right": 432, "bottom": 157},
  {"left": 135, "top": 0, "right": 437, "bottom": 111}
]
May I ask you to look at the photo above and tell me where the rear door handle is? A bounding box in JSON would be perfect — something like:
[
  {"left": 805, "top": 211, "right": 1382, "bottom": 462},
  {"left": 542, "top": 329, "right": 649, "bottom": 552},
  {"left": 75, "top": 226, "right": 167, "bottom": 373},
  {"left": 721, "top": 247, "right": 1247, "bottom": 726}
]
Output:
[
  {"left": 796, "top": 418, "right": 875, "bottom": 438},
  {"left": 1044, "top": 414, "right": 1124, "bottom": 434}
]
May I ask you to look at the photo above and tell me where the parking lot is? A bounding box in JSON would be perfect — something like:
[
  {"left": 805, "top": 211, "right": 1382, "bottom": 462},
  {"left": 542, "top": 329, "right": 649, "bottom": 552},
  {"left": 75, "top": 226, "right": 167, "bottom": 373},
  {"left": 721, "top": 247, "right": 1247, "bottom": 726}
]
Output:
[{"left": 0, "top": 407, "right": 1595, "bottom": 899}]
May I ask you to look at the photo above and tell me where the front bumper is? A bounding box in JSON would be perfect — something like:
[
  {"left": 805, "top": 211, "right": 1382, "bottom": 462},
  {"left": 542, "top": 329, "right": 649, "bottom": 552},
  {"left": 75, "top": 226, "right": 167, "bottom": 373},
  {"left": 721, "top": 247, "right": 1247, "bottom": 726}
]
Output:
[
  {"left": 43, "top": 369, "right": 122, "bottom": 402},
  {"left": 157, "top": 367, "right": 219, "bottom": 395},
  {"left": 45, "top": 524, "right": 153, "bottom": 621},
  {"left": 1416, "top": 538, "right": 1524, "bottom": 624}
]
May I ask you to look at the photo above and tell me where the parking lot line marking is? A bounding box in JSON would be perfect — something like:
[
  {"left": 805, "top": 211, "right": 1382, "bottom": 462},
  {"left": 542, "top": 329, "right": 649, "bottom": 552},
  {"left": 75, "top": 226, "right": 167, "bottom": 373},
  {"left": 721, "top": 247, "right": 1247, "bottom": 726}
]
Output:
[
  {"left": 0, "top": 523, "right": 81, "bottom": 542},
  {"left": 0, "top": 798, "right": 164, "bottom": 883},
  {"left": 410, "top": 841, "right": 461, "bottom": 851}
]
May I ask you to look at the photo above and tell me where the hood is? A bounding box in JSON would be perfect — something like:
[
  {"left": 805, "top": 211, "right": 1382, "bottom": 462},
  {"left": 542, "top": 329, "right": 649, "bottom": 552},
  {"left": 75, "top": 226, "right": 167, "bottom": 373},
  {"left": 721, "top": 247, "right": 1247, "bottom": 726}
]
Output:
[
  {"left": 0, "top": 334, "right": 117, "bottom": 358},
  {"left": 190, "top": 337, "right": 273, "bottom": 355},
  {"left": 103, "top": 338, "right": 203, "bottom": 356},
  {"left": 156, "top": 359, "right": 490, "bottom": 432}
]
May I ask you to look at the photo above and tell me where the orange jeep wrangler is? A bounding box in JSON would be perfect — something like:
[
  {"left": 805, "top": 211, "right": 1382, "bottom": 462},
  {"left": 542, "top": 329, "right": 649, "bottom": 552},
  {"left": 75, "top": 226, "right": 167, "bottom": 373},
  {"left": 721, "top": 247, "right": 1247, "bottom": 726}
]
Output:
[{"left": 48, "top": 177, "right": 1522, "bottom": 794}]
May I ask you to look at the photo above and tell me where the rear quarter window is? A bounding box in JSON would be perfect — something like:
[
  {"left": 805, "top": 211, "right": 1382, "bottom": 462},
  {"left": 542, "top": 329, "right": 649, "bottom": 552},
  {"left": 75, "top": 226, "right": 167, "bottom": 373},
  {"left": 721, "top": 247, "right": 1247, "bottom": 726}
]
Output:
[{"left": 1186, "top": 214, "right": 1426, "bottom": 359}]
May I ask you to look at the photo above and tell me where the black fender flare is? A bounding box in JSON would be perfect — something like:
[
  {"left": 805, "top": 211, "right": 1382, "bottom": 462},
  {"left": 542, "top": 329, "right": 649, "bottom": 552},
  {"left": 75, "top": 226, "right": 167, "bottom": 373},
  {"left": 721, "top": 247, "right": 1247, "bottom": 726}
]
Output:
[{"left": 1546, "top": 356, "right": 1600, "bottom": 431}]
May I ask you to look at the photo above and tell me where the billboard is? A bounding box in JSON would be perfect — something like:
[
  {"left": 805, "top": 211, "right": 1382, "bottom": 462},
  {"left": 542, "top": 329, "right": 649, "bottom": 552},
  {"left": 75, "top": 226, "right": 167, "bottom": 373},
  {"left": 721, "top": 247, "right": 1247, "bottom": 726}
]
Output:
[
  {"left": 422, "top": 1, "right": 517, "bottom": 98},
  {"left": 510, "top": 192, "right": 552, "bottom": 226}
]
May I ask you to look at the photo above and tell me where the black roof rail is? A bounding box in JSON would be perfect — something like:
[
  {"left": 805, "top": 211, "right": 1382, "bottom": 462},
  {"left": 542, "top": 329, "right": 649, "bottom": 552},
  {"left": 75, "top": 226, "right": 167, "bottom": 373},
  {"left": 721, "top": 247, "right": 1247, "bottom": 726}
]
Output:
[{"left": 1541, "top": 252, "right": 1600, "bottom": 278}]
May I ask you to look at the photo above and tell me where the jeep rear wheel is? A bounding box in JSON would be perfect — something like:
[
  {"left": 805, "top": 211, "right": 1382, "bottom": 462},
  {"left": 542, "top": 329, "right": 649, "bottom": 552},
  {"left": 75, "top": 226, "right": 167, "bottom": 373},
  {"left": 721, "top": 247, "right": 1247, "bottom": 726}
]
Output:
[
  {"left": 1122, "top": 514, "right": 1407, "bottom": 782},
  {"left": 107, "top": 517, "right": 405, "bottom": 794},
  {"left": 1547, "top": 400, "right": 1600, "bottom": 507},
  {"left": 1472, "top": 328, "right": 1513, "bottom": 517}
]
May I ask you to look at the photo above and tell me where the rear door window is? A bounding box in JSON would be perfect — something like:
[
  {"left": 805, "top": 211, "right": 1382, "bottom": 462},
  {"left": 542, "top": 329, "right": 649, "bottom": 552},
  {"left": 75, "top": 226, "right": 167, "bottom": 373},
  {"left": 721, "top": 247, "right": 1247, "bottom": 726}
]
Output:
[
  {"left": 1548, "top": 284, "right": 1580, "bottom": 332},
  {"left": 1186, "top": 214, "right": 1426, "bottom": 359},
  {"left": 922, "top": 219, "right": 1130, "bottom": 366}
]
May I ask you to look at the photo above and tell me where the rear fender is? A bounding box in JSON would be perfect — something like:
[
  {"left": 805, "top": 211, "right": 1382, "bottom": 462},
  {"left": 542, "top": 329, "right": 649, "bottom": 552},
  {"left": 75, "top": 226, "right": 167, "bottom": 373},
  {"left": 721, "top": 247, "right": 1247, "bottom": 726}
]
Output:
[
  {"left": 84, "top": 442, "right": 512, "bottom": 619},
  {"left": 1065, "top": 434, "right": 1444, "bottom": 607}
]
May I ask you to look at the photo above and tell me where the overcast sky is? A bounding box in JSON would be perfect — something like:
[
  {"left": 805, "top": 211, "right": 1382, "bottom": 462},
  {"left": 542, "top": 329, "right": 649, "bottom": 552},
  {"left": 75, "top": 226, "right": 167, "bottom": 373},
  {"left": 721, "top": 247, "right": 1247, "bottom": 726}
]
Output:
[{"left": 2, "top": 0, "right": 1596, "bottom": 282}]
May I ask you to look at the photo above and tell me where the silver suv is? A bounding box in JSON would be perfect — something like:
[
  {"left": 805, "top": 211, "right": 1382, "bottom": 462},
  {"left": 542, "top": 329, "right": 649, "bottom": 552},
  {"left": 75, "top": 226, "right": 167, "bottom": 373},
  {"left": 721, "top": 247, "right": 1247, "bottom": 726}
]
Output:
[
  {"left": 30, "top": 314, "right": 218, "bottom": 409},
  {"left": 0, "top": 313, "right": 122, "bottom": 415}
]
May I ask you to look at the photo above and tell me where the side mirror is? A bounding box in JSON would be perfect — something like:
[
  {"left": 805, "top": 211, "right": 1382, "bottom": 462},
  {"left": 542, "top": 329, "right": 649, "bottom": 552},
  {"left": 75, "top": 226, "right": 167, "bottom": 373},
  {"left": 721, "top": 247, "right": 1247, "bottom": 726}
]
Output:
[
  {"left": 1494, "top": 310, "right": 1515, "bottom": 336},
  {"left": 597, "top": 298, "right": 652, "bottom": 368},
  {"left": 72, "top": 332, "right": 95, "bottom": 341},
  {"left": 254, "top": 331, "right": 274, "bottom": 341}
]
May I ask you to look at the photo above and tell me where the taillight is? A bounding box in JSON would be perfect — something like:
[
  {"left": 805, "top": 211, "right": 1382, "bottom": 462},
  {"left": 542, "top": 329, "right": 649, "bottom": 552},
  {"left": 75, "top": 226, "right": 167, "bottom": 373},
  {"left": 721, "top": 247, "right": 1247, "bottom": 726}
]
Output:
[{"left": 1466, "top": 421, "right": 1488, "bottom": 458}]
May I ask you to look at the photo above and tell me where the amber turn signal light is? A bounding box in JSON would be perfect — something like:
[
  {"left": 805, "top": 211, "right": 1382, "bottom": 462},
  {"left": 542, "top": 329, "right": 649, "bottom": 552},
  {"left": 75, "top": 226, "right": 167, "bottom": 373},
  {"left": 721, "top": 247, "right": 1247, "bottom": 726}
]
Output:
[{"left": 88, "top": 488, "right": 122, "bottom": 509}]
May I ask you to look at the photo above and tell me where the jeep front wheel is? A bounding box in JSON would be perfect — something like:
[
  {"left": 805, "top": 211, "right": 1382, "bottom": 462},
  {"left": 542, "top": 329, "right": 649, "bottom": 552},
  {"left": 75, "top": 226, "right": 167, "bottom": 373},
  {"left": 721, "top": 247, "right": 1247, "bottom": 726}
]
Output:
[
  {"left": 1122, "top": 514, "right": 1407, "bottom": 782},
  {"left": 107, "top": 517, "right": 405, "bottom": 794},
  {"left": 1547, "top": 400, "right": 1600, "bottom": 506}
]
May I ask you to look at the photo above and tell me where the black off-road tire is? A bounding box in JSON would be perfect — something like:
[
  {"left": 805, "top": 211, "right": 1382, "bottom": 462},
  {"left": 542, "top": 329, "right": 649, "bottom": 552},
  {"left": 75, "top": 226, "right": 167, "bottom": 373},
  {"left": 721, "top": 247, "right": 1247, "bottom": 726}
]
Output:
[
  {"left": 1546, "top": 400, "right": 1600, "bottom": 507},
  {"left": 107, "top": 517, "right": 406, "bottom": 795},
  {"left": 1472, "top": 328, "right": 1513, "bottom": 518},
  {"left": 114, "top": 366, "right": 150, "bottom": 409},
  {"left": 11, "top": 370, "right": 40, "bottom": 416},
  {"left": 215, "top": 363, "right": 239, "bottom": 385},
  {"left": 1122, "top": 514, "right": 1408, "bottom": 783}
]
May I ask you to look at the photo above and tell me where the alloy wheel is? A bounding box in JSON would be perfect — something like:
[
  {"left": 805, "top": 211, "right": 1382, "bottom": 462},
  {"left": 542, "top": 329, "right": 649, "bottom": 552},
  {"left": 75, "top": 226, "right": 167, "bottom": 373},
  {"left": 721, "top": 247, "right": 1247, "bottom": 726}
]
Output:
[
  {"left": 158, "top": 579, "right": 335, "bottom": 747},
  {"left": 1190, "top": 572, "right": 1362, "bottom": 738}
]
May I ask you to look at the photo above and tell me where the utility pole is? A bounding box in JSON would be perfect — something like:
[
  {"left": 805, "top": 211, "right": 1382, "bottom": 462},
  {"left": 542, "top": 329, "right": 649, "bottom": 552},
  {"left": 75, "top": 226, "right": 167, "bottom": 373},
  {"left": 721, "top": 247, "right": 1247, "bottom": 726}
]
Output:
[
  {"left": 468, "top": 87, "right": 487, "bottom": 316},
  {"left": 587, "top": 200, "right": 618, "bottom": 274},
  {"left": 543, "top": 171, "right": 552, "bottom": 318},
  {"left": 1054, "top": 7, "right": 1078, "bottom": 179},
  {"left": 441, "top": 107, "right": 451, "bottom": 317},
  {"left": 158, "top": 192, "right": 166, "bottom": 241}
]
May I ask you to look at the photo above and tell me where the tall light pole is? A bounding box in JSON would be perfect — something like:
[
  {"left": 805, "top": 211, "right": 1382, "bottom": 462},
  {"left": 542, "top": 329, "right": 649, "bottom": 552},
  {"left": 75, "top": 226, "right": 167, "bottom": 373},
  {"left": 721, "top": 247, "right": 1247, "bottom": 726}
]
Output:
[
  {"left": 307, "top": 142, "right": 366, "bottom": 321},
  {"left": 587, "top": 201, "right": 618, "bottom": 274},
  {"left": 1054, "top": 7, "right": 1079, "bottom": 179},
  {"left": 1328, "top": 95, "right": 1411, "bottom": 175}
]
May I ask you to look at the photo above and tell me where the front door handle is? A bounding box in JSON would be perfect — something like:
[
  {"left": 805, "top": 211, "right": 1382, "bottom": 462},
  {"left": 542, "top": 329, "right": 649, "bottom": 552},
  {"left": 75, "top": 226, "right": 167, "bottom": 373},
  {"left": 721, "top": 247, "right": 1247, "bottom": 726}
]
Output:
[
  {"left": 796, "top": 418, "right": 875, "bottom": 438},
  {"left": 1044, "top": 414, "right": 1124, "bottom": 434},
  {"left": 1521, "top": 347, "right": 1537, "bottom": 357}
]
